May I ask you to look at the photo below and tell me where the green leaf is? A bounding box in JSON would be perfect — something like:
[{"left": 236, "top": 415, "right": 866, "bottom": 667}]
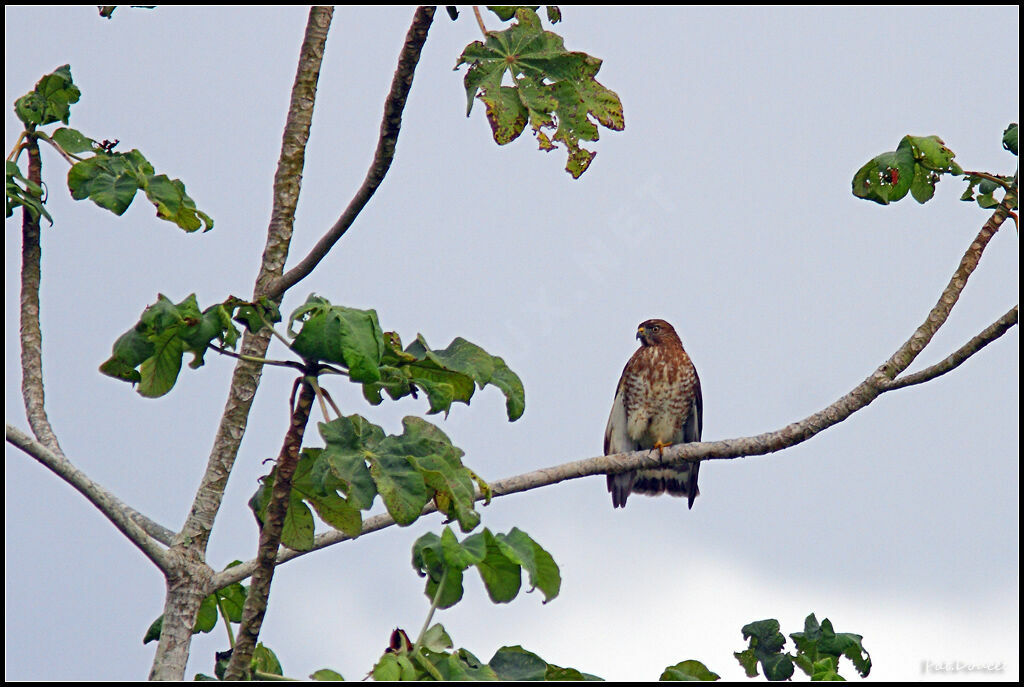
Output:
[
  {"left": 660, "top": 659, "right": 721, "bottom": 681},
  {"left": 232, "top": 296, "right": 282, "bottom": 334},
  {"left": 733, "top": 648, "right": 759, "bottom": 678},
  {"left": 143, "top": 576, "right": 250, "bottom": 645},
  {"left": 736, "top": 619, "right": 794, "bottom": 681},
  {"left": 909, "top": 165, "right": 938, "bottom": 204},
  {"left": 851, "top": 147, "right": 914, "bottom": 205},
  {"left": 903, "top": 135, "right": 960, "bottom": 173},
  {"left": 252, "top": 643, "right": 283, "bottom": 677},
  {"left": 67, "top": 148, "right": 152, "bottom": 215},
  {"left": 853, "top": 135, "right": 963, "bottom": 206},
  {"left": 546, "top": 6, "right": 562, "bottom": 23},
  {"left": 420, "top": 623, "right": 455, "bottom": 653},
  {"left": 143, "top": 615, "right": 163, "bottom": 644},
  {"left": 368, "top": 445, "right": 431, "bottom": 527},
  {"left": 310, "top": 668, "right": 345, "bottom": 680},
  {"left": 50, "top": 127, "right": 95, "bottom": 154},
  {"left": 493, "top": 527, "right": 560, "bottom": 602},
  {"left": 390, "top": 335, "right": 526, "bottom": 421},
  {"left": 489, "top": 645, "right": 548, "bottom": 680},
  {"left": 14, "top": 64, "right": 81, "bottom": 126},
  {"left": 790, "top": 614, "right": 871, "bottom": 679},
  {"left": 144, "top": 174, "right": 214, "bottom": 232},
  {"left": 6, "top": 159, "right": 53, "bottom": 225},
  {"left": 1002, "top": 123, "right": 1017, "bottom": 156},
  {"left": 288, "top": 296, "right": 385, "bottom": 381},
  {"left": 469, "top": 529, "right": 523, "bottom": 603},
  {"left": 397, "top": 416, "right": 480, "bottom": 531},
  {"left": 100, "top": 294, "right": 242, "bottom": 397},
  {"left": 455, "top": 7, "right": 623, "bottom": 177},
  {"left": 280, "top": 491, "right": 315, "bottom": 551},
  {"left": 412, "top": 531, "right": 468, "bottom": 609},
  {"left": 66, "top": 148, "right": 213, "bottom": 231}
]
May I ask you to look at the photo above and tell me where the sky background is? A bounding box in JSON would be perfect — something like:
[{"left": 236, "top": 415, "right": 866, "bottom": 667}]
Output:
[{"left": 5, "top": 5, "right": 1019, "bottom": 682}]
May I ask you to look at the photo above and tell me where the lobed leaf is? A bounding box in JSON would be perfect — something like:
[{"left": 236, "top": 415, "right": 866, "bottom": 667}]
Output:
[
  {"left": 50, "top": 127, "right": 95, "bottom": 154},
  {"left": 288, "top": 296, "right": 385, "bottom": 382},
  {"left": 251, "top": 413, "right": 485, "bottom": 540},
  {"left": 66, "top": 148, "right": 213, "bottom": 231},
  {"left": 100, "top": 294, "right": 242, "bottom": 397},
  {"left": 735, "top": 618, "right": 794, "bottom": 681},
  {"left": 412, "top": 525, "right": 561, "bottom": 610},
  {"left": 14, "top": 64, "right": 81, "bottom": 126},
  {"left": 455, "top": 7, "right": 623, "bottom": 177}
]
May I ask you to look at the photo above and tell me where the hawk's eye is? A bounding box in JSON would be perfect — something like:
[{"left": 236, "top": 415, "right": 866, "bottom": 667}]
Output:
[{"left": 650, "top": 325, "right": 660, "bottom": 332}]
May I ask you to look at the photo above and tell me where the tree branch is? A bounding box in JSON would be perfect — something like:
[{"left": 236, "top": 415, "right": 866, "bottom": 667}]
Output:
[
  {"left": 209, "top": 190, "right": 1017, "bottom": 593},
  {"left": 266, "top": 6, "right": 436, "bottom": 298},
  {"left": 884, "top": 306, "right": 1018, "bottom": 391},
  {"left": 5, "top": 423, "right": 172, "bottom": 571},
  {"left": 19, "top": 132, "right": 64, "bottom": 457},
  {"left": 224, "top": 379, "right": 316, "bottom": 680},
  {"left": 150, "top": 8, "right": 335, "bottom": 681},
  {"left": 14, "top": 132, "right": 175, "bottom": 554}
]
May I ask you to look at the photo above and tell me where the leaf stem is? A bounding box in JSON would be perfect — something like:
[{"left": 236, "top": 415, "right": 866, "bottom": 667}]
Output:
[
  {"left": 209, "top": 343, "right": 303, "bottom": 370},
  {"left": 472, "top": 6, "right": 488, "bottom": 37},
  {"left": 36, "top": 133, "right": 82, "bottom": 165},
  {"left": 413, "top": 568, "right": 448, "bottom": 654},
  {"left": 963, "top": 170, "right": 1014, "bottom": 191},
  {"left": 7, "top": 130, "right": 26, "bottom": 161},
  {"left": 215, "top": 594, "right": 236, "bottom": 648}
]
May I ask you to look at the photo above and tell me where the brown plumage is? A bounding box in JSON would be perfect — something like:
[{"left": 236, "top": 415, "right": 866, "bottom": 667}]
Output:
[{"left": 604, "top": 319, "right": 703, "bottom": 509}]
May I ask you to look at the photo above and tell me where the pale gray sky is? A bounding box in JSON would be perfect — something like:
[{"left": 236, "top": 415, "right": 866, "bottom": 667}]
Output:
[{"left": 5, "top": 6, "right": 1019, "bottom": 681}]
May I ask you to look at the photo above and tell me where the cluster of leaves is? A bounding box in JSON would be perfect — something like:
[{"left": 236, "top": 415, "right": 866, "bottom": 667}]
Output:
[
  {"left": 249, "top": 414, "right": 490, "bottom": 546},
  {"left": 370, "top": 524, "right": 576, "bottom": 680},
  {"left": 733, "top": 614, "right": 871, "bottom": 681},
  {"left": 852, "top": 124, "right": 1018, "bottom": 210},
  {"left": 99, "top": 294, "right": 279, "bottom": 398},
  {"left": 455, "top": 7, "right": 624, "bottom": 178},
  {"left": 372, "top": 625, "right": 598, "bottom": 681},
  {"left": 851, "top": 134, "right": 962, "bottom": 205},
  {"left": 6, "top": 65, "right": 213, "bottom": 231},
  {"left": 960, "top": 123, "right": 1017, "bottom": 209},
  {"left": 289, "top": 296, "right": 525, "bottom": 421},
  {"left": 412, "top": 525, "right": 560, "bottom": 608}
]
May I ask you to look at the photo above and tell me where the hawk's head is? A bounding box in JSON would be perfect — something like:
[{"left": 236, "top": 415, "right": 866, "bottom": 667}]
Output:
[{"left": 636, "top": 319, "right": 682, "bottom": 348}]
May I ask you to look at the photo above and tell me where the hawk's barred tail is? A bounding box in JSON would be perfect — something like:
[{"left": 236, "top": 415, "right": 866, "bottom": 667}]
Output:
[
  {"left": 631, "top": 465, "right": 701, "bottom": 509},
  {"left": 607, "top": 471, "right": 637, "bottom": 508}
]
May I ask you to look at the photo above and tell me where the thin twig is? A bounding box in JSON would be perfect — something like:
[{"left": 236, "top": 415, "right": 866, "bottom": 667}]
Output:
[
  {"left": 209, "top": 195, "right": 1017, "bottom": 592},
  {"left": 209, "top": 343, "right": 304, "bottom": 371},
  {"left": 962, "top": 169, "right": 1014, "bottom": 191},
  {"left": 266, "top": 6, "right": 436, "bottom": 298}
]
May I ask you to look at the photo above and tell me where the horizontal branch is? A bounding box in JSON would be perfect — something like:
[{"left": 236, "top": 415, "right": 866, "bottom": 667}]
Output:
[
  {"left": 266, "top": 6, "right": 436, "bottom": 298},
  {"left": 6, "top": 423, "right": 172, "bottom": 572},
  {"left": 209, "top": 189, "right": 1017, "bottom": 593}
]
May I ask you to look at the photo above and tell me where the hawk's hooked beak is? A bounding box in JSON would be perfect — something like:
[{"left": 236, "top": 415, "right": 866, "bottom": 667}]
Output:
[{"left": 636, "top": 326, "right": 645, "bottom": 342}]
